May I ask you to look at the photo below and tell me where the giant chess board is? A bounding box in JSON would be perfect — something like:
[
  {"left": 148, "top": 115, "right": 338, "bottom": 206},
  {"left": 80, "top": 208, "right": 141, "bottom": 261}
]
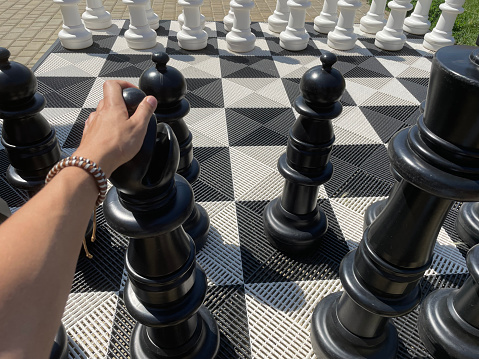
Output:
[{"left": 2, "top": 20, "right": 473, "bottom": 358}]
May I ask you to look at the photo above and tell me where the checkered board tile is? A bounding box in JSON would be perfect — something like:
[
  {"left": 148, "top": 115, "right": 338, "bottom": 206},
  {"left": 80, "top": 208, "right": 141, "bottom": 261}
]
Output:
[{"left": 2, "top": 19, "right": 473, "bottom": 358}]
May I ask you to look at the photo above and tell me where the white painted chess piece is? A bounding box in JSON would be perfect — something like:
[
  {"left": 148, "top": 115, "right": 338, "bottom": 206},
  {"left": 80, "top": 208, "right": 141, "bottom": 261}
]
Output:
[
  {"left": 327, "top": 0, "right": 362, "bottom": 50},
  {"left": 280, "top": 0, "right": 311, "bottom": 51},
  {"left": 225, "top": 0, "right": 256, "bottom": 52},
  {"left": 53, "top": 0, "right": 93, "bottom": 50},
  {"left": 177, "top": 0, "right": 208, "bottom": 50},
  {"left": 82, "top": 0, "right": 112, "bottom": 30},
  {"left": 403, "top": 0, "right": 433, "bottom": 35},
  {"left": 359, "top": 0, "right": 387, "bottom": 34},
  {"left": 223, "top": 5, "right": 235, "bottom": 31},
  {"left": 123, "top": 0, "right": 157, "bottom": 49},
  {"left": 268, "top": 0, "right": 290, "bottom": 33},
  {"left": 145, "top": 0, "right": 160, "bottom": 30},
  {"left": 178, "top": 10, "right": 206, "bottom": 29},
  {"left": 375, "top": 0, "right": 413, "bottom": 51},
  {"left": 314, "top": 0, "right": 338, "bottom": 34},
  {"left": 423, "top": 0, "right": 465, "bottom": 51}
]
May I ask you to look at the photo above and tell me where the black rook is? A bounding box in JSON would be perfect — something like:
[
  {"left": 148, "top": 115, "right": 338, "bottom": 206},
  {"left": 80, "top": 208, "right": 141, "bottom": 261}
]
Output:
[{"left": 311, "top": 46, "right": 479, "bottom": 358}]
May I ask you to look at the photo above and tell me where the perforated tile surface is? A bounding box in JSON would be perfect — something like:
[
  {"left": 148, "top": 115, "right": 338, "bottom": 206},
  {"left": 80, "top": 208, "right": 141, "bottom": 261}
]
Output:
[{"left": 1, "top": 20, "right": 473, "bottom": 358}]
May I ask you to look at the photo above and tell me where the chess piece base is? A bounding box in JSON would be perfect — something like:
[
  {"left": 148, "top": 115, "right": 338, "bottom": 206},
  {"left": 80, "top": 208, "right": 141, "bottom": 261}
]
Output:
[
  {"left": 359, "top": 16, "right": 386, "bottom": 34},
  {"left": 125, "top": 28, "right": 157, "bottom": 50},
  {"left": 314, "top": 16, "right": 337, "bottom": 34},
  {"left": 403, "top": 16, "right": 430, "bottom": 35},
  {"left": 82, "top": 13, "right": 112, "bottom": 30},
  {"left": 226, "top": 30, "right": 256, "bottom": 53},
  {"left": 177, "top": 29, "right": 208, "bottom": 50},
  {"left": 418, "top": 288, "right": 479, "bottom": 359},
  {"left": 311, "top": 292, "right": 398, "bottom": 359},
  {"left": 130, "top": 306, "right": 220, "bottom": 359},
  {"left": 456, "top": 203, "right": 479, "bottom": 247},
  {"left": 58, "top": 28, "right": 93, "bottom": 50},
  {"left": 374, "top": 31, "right": 406, "bottom": 51},
  {"left": 327, "top": 30, "right": 358, "bottom": 51},
  {"left": 423, "top": 31, "right": 455, "bottom": 52},
  {"left": 263, "top": 197, "right": 328, "bottom": 255},
  {"left": 183, "top": 203, "right": 211, "bottom": 252},
  {"left": 279, "top": 28, "right": 309, "bottom": 51},
  {"left": 223, "top": 12, "right": 234, "bottom": 32},
  {"left": 268, "top": 13, "right": 289, "bottom": 33}
]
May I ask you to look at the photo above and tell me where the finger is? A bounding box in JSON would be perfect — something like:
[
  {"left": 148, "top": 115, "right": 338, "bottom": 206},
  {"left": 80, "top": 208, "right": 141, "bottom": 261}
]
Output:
[
  {"left": 84, "top": 112, "right": 96, "bottom": 132},
  {"left": 96, "top": 99, "right": 104, "bottom": 112},
  {"left": 130, "top": 96, "right": 157, "bottom": 125},
  {"left": 102, "top": 80, "right": 137, "bottom": 109}
]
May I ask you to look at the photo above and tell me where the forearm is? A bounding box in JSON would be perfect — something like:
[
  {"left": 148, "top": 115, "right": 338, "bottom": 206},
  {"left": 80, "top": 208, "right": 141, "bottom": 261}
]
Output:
[{"left": 0, "top": 166, "right": 98, "bottom": 358}]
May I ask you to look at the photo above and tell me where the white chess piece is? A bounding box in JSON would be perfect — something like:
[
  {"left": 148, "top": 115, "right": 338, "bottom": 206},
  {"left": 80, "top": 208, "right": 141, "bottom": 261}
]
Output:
[
  {"left": 280, "top": 0, "right": 311, "bottom": 51},
  {"left": 123, "top": 0, "right": 157, "bottom": 49},
  {"left": 177, "top": 0, "right": 208, "bottom": 50},
  {"left": 225, "top": 0, "right": 256, "bottom": 52},
  {"left": 314, "top": 0, "right": 338, "bottom": 34},
  {"left": 403, "top": 0, "right": 433, "bottom": 35},
  {"left": 82, "top": 0, "right": 112, "bottom": 29},
  {"left": 359, "top": 0, "right": 387, "bottom": 34},
  {"left": 327, "top": 0, "right": 362, "bottom": 50},
  {"left": 423, "top": 0, "right": 465, "bottom": 51},
  {"left": 178, "top": 10, "right": 206, "bottom": 29},
  {"left": 375, "top": 0, "right": 413, "bottom": 51},
  {"left": 145, "top": 0, "right": 160, "bottom": 30},
  {"left": 53, "top": 0, "right": 93, "bottom": 50},
  {"left": 268, "top": 0, "right": 290, "bottom": 33},
  {"left": 223, "top": 5, "right": 235, "bottom": 31}
]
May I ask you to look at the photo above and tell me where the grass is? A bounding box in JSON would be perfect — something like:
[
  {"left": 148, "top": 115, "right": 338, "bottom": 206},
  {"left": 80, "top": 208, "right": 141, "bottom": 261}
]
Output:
[{"left": 370, "top": 0, "right": 479, "bottom": 46}]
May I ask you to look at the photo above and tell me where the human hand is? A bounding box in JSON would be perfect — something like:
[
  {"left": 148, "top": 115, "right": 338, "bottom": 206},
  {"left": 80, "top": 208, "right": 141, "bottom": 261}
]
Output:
[{"left": 74, "top": 80, "right": 157, "bottom": 178}]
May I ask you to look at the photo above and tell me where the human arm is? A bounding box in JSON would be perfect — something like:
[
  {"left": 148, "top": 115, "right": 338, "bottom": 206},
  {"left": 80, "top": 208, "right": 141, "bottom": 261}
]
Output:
[{"left": 0, "top": 80, "right": 157, "bottom": 359}]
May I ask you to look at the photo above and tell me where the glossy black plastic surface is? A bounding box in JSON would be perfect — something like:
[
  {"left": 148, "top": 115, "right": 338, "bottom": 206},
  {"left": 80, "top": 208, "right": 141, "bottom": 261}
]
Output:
[
  {"left": 455, "top": 202, "right": 479, "bottom": 247},
  {"left": 49, "top": 323, "right": 68, "bottom": 359}
]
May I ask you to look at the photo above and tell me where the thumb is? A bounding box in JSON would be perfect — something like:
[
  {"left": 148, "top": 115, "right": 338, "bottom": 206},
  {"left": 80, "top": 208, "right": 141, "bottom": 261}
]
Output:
[{"left": 130, "top": 96, "right": 157, "bottom": 123}]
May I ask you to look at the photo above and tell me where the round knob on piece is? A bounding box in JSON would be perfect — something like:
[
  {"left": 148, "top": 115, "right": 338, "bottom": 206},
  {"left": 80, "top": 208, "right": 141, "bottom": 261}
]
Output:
[
  {"left": 139, "top": 52, "right": 187, "bottom": 109},
  {"left": 122, "top": 87, "right": 146, "bottom": 117},
  {"left": 299, "top": 51, "right": 345, "bottom": 106},
  {"left": 0, "top": 47, "right": 37, "bottom": 107}
]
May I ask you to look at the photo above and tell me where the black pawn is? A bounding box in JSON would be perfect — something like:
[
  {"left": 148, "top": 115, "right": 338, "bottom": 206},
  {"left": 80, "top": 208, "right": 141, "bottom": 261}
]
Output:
[
  {"left": 103, "top": 88, "right": 219, "bottom": 359},
  {"left": 455, "top": 202, "right": 479, "bottom": 247},
  {"left": 263, "top": 52, "right": 345, "bottom": 255},
  {"left": 312, "top": 46, "right": 479, "bottom": 358},
  {"left": 0, "top": 47, "right": 61, "bottom": 195},
  {"left": 139, "top": 52, "right": 210, "bottom": 251},
  {"left": 418, "top": 243, "right": 479, "bottom": 358}
]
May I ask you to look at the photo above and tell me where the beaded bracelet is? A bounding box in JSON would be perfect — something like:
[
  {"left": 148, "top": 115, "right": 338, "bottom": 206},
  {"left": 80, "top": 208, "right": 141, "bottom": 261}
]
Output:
[{"left": 45, "top": 156, "right": 108, "bottom": 207}]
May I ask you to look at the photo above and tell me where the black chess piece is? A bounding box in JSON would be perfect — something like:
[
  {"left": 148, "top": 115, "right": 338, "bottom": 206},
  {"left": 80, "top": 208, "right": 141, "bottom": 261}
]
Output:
[
  {"left": 103, "top": 88, "right": 220, "bottom": 359},
  {"left": 418, "top": 243, "right": 479, "bottom": 359},
  {"left": 50, "top": 323, "right": 68, "bottom": 359},
  {"left": 455, "top": 202, "right": 479, "bottom": 247},
  {"left": 263, "top": 52, "right": 345, "bottom": 255},
  {"left": 139, "top": 52, "right": 210, "bottom": 251},
  {"left": 311, "top": 45, "right": 479, "bottom": 358},
  {"left": 0, "top": 47, "right": 61, "bottom": 195}
]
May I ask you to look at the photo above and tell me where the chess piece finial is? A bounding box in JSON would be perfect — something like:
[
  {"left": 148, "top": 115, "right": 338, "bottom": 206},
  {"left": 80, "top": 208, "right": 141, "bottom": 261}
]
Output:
[
  {"left": 139, "top": 52, "right": 211, "bottom": 250},
  {"left": 263, "top": 52, "right": 345, "bottom": 255},
  {"left": 0, "top": 48, "right": 61, "bottom": 193}
]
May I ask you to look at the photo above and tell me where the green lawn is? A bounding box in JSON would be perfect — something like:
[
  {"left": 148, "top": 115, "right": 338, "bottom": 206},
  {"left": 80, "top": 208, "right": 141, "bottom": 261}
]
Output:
[{"left": 372, "top": 0, "right": 479, "bottom": 46}]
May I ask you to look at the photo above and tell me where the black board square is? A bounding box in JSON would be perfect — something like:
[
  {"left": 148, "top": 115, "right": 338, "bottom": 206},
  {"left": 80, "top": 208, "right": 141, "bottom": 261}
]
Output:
[
  {"left": 359, "top": 106, "right": 407, "bottom": 143},
  {"left": 332, "top": 143, "right": 385, "bottom": 168},
  {"left": 331, "top": 169, "right": 394, "bottom": 198},
  {"left": 63, "top": 108, "right": 95, "bottom": 148},
  {"left": 220, "top": 56, "right": 279, "bottom": 78},
  {"left": 186, "top": 78, "right": 224, "bottom": 108}
]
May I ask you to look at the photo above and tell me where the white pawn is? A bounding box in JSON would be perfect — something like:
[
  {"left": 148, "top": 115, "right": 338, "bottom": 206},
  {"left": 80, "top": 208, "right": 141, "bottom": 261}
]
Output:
[
  {"left": 223, "top": 5, "right": 235, "bottom": 31},
  {"left": 327, "top": 0, "right": 362, "bottom": 50},
  {"left": 225, "top": 0, "right": 256, "bottom": 52},
  {"left": 268, "top": 0, "right": 290, "bottom": 33},
  {"left": 403, "top": 0, "right": 433, "bottom": 35},
  {"left": 177, "top": 0, "right": 208, "bottom": 50},
  {"left": 82, "top": 0, "right": 112, "bottom": 29},
  {"left": 178, "top": 10, "right": 206, "bottom": 29},
  {"left": 145, "top": 0, "right": 160, "bottom": 30},
  {"left": 280, "top": 0, "right": 311, "bottom": 51},
  {"left": 359, "top": 0, "right": 387, "bottom": 34},
  {"left": 314, "top": 0, "right": 338, "bottom": 34},
  {"left": 123, "top": 0, "right": 157, "bottom": 49},
  {"left": 423, "top": 0, "right": 465, "bottom": 51},
  {"left": 53, "top": 0, "right": 93, "bottom": 50},
  {"left": 375, "top": 0, "right": 413, "bottom": 51}
]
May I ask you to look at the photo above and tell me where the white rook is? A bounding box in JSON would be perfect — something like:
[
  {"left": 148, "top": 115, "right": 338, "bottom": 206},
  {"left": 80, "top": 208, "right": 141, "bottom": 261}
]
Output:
[
  {"left": 280, "top": 0, "right": 311, "bottom": 51},
  {"left": 423, "top": 0, "right": 465, "bottom": 51},
  {"left": 177, "top": 0, "right": 208, "bottom": 50},
  {"left": 359, "top": 0, "right": 387, "bottom": 34},
  {"left": 403, "top": 0, "right": 433, "bottom": 35},
  {"left": 223, "top": 5, "right": 235, "bottom": 31},
  {"left": 54, "top": 0, "right": 93, "bottom": 50},
  {"left": 268, "top": 0, "right": 290, "bottom": 33},
  {"left": 314, "top": 0, "right": 338, "bottom": 34},
  {"left": 327, "top": 0, "right": 361, "bottom": 50},
  {"left": 82, "top": 0, "right": 112, "bottom": 29},
  {"left": 145, "top": 0, "right": 160, "bottom": 30},
  {"left": 225, "top": 0, "right": 256, "bottom": 52},
  {"left": 123, "top": 0, "right": 157, "bottom": 49},
  {"left": 375, "top": 0, "right": 413, "bottom": 51}
]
